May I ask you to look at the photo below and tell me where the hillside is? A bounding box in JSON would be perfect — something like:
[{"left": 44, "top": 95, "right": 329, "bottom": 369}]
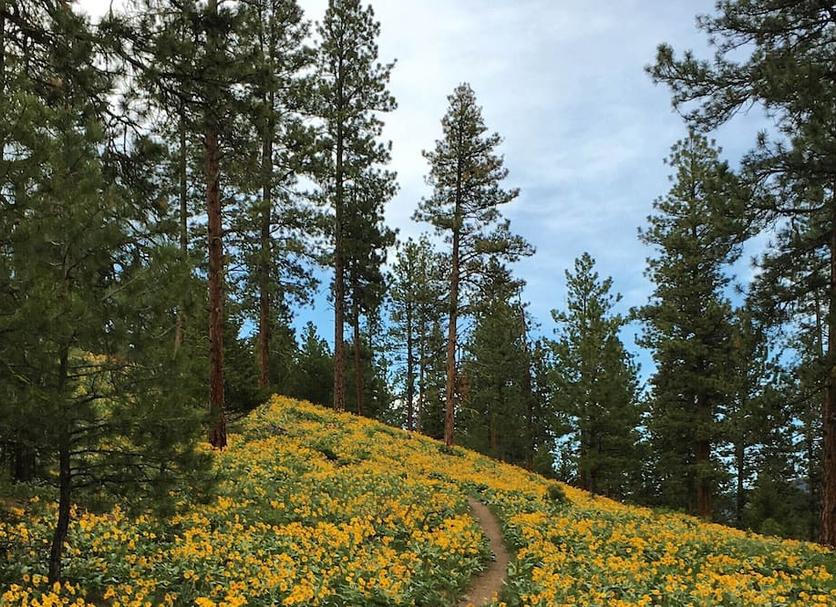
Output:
[{"left": 2, "top": 396, "right": 835, "bottom": 607}]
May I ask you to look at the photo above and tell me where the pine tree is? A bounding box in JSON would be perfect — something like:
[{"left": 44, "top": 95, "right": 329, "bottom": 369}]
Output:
[
  {"left": 0, "top": 1, "right": 206, "bottom": 580},
  {"left": 724, "top": 307, "right": 771, "bottom": 528},
  {"left": 388, "top": 236, "right": 447, "bottom": 431},
  {"left": 529, "top": 337, "right": 559, "bottom": 477},
  {"left": 551, "top": 253, "right": 641, "bottom": 499},
  {"left": 345, "top": 168, "right": 396, "bottom": 415},
  {"left": 649, "top": 0, "right": 836, "bottom": 545},
  {"left": 460, "top": 261, "right": 533, "bottom": 466},
  {"left": 639, "top": 133, "right": 744, "bottom": 519},
  {"left": 230, "top": 0, "right": 317, "bottom": 392},
  {"left": 315, "top": 0, "right": 395, "bottom": 412},
  {"left": 291, "top": 322, "right": 335, "bottom": 406},
  {"left": 419, "top": 319, "right": 448, "bottom": 440},
  {"left": 415, "top": 83, "right": 532, "bottom": 446}
]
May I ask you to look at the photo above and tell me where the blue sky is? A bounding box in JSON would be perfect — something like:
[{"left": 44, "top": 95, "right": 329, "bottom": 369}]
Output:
[{"left": 78, "top": 0, "right": 771, "bottom": 376}]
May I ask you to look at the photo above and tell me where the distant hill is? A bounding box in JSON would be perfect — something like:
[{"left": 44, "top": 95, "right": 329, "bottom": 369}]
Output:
[{"left": 1, "top": 395, "right": 834, "bottom": 606}]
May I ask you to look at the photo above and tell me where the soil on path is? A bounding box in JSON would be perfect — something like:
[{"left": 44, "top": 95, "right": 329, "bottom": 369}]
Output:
[{"left": 458, "top": 497, "right": 510, "bottom": 607}]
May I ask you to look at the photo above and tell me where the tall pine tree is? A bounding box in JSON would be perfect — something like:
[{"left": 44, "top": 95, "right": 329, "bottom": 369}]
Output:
[
  {"left": 551, "top": 253, "right": 641, "bottom": 499},
  {"left": 649, "top": 0, "right": 836, "bottom": 545},
  {"left": 415, "top": 83, "right": 532, "bottom": 446},
  {"left": 639, "top": 133, "right": 744, "bottom": 519},
  {"left": 315, "top": 0, "right": 395, "bottom": 412}
]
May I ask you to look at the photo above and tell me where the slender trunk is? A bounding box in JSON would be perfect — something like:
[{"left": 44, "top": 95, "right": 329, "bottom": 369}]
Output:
[
  {"left": 258, "top": 91, "right": 274, "bottom": 390},
  {"left": 821, "top": 191, "right": 836, "bottom": 545},
  {"left": 445, "top": 227, "right": 458, "bottom": 447},
  {"left": 205, "top": 0, "right": 226, "bottom": 448},
  {"left": 12, "top": 441, "right": 33, "bottom": 482},
  {"left": 352, "top": 285, "right": 363, "bottom": 415},
  {"left": 333, "top": 138, "right": 345, "bottom": 411},
  {"left": 333, "top": 57, "right": 346, "bottom": 412},
  {"left": 48, "top": 348, "right": 70, "bottom": 583},
  {"left": 813, "top": 288, "right": 824, "bottom": 540},
  {"left": 174, "top": 110, "right": 188, "bottom": 354},
  {"left": 735, "top": 439, "right": 745, "bottom": 528},
  {"left": 520, "top": 305, "right": 534, "bottom": 469},
  {"left": 579, "top": 426, "right": 589, "bottom": 491},
  {"left": 489, "top": 411, "right": 498, "bottom": 454},
  {"left": 808, "top": 415, "right": 819, "bottom": 541},
  {"left": 417, "top": 313, "right": 426, "bottom": 433},
  {"left": 405, "top": 303, "right": 415, "bottom": 431}
]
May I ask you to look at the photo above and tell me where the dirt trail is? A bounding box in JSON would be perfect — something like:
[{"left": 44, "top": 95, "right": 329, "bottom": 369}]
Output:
[{"left": 458, "top": 497, "right": 510, "bottom": 607}]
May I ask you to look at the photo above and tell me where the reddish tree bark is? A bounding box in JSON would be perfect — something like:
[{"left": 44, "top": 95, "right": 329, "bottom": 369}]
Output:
[{"left": 444, "top": 225, "right": 459, "bottom": 447}]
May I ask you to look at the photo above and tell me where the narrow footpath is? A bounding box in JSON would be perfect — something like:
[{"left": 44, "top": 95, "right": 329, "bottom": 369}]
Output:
[{"left": 458, "top": 497, "right": 510, "bottom": 607}]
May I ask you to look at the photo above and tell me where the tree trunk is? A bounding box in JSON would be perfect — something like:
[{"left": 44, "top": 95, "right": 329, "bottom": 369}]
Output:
[
  {"left": 174, "top": 110, "right": 188, "bottom": 354},
  {"left": 258, "top": 90, "right": 275, "bottom": 390},
  {"left": 444, "top": 226, "right": 459, "bottom": 446},
  {"left": 405, "top": 303, "right": 415, "bottom": 431},
  {"left": 417, "top": 314, "right": 426, "bottom": 433},
  {"left": 352, "top": 287, "right": 364, "bottom": 415},
  {"left": 520, "top": 306, "right": 534, "bottom": 469},
  {"left": 48, "top": 348, "right": 70, "bottom": 583},
  {"left": 579, "top": 426, "right": 590, "bottom": 491},
  {"left": 12, "top": 441, "right": 33, "bottom": 482},
  {"left": 695, "top": 434, "right": 712, "bottom": 519},
  {"left": 333, "top": 56, "right": 346, "bottom": 412},
  {"left": 205, "top": 0, "right": 226, "bottom": 449},
  {"left": 735, "top": 439, "right": 745, "bottom": 528},
  {"left": 821, "top": 192, "right": 836, "bottom": 545}
]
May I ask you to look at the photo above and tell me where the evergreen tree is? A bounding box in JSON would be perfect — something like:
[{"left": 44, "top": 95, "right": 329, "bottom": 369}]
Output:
[
  {"left": 315, "top": 0, "right": 396, "bottom": 412},
  {"left": 415, "top": 83, "right": 532, "bottom": 446},
  {"left": 230, "top": 0, "right": 318, "bottom": 393},
  {"left": 345, "top": 169, "right": 396, "bottom": 416},
  {"left": 551, "top": 253, "right": 641, "bottom": 499},
  {"left": 204, "top": 0, "right": 227, "bottom": 447},
  {"left": 459, "top": 261, "right": 533, "bottom": 466},
  {"left": 529, "top": 338, "right": 559, "bottom": 477},
  {"left": 291, "top": 322, "right": 334, "bottom": 406},
  {"left": 388, "top": 236, "right": 447, "bottom": 431},
  {"left": 649, "top": 0, "right": 836, "bottom": 545},
  {"left": 0, "top": 1, "right": 206, "bottom": 581},
  {"left": 723, "top": 307, "right": 770, "bottom": 528},
  {"left": 127, "top": 0, "right": 259, "bottom": 448},
  {"left": 639, "top": 133, "right": 744, "bottom": 519}
]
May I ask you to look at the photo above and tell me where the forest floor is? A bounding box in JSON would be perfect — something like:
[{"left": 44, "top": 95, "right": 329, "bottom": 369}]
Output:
[{"left": 458, "top": 498, "right": 510, "bottom": 606}]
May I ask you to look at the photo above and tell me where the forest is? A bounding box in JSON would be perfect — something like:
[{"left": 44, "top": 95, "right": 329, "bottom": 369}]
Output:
[{"left": 1, "top": 0, "right": 835, "bottom": 605}]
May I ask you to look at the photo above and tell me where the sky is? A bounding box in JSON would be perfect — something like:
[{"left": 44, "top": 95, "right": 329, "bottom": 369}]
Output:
[{"left": 77, "top": 0, "right": 770, "bottom": 376}]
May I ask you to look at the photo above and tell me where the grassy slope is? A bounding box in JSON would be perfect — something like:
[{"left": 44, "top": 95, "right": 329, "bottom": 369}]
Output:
[{"left": 1, "top": 395, "right": 834, "bottom": 607}]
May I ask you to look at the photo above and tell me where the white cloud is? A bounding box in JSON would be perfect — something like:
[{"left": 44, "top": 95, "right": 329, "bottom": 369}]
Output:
[{"left": 76, "top": 0, "right": 771, "bottom": 360}]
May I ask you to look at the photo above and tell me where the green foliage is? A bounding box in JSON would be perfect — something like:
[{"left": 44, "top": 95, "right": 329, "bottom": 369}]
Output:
[
  {"left": 415, "top": 83, "right": 533, "bottom": 287},
  {"left": 0, "top": 0, "right": 209, "bottom": 580},
  {"left": 459, "top": 261, "right": 536, "bottom": 467},
  {"left": 638, "top": 133, "right": 745, "bottom": 516},
  {"left": 547, "top": 484, "right": 567, "bottom": 504},
  {"left": 649, "top": 0, "right": 836, "bottom": 542},
  {"left": 551, "top": 253, "right": 642, "bottom": 499},
  {"left": 387, "top": 236, "right": 448, "bottom": 431},
  {"left": 290, "top": 322, "right": 335, "bottom": 407}
]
